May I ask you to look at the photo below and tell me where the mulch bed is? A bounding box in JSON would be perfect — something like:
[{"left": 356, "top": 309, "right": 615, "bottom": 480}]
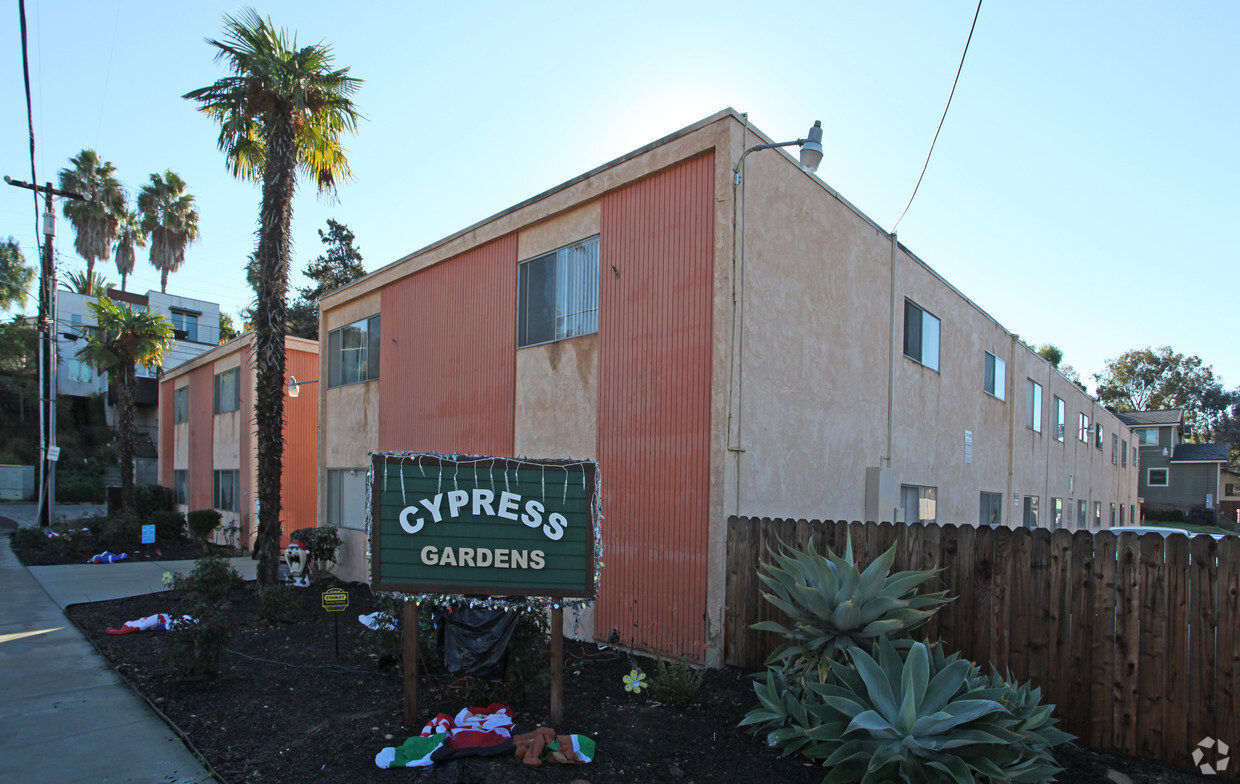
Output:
[{"left": 63, "top": 582, "right": 1217, "bottom": 784}]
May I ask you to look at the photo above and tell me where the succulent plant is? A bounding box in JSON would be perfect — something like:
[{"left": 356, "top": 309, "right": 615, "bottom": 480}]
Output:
[
  {"left": 742, "top": 637, "right": 1072, "bottom": 784},
  {"left": 752, "top": 536, "right": 949, "bottom": 683}
]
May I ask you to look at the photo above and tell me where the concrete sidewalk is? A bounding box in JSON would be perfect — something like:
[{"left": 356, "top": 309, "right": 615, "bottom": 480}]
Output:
[{"left": 0, "top": 533, "right": 256, "bottom": 783}]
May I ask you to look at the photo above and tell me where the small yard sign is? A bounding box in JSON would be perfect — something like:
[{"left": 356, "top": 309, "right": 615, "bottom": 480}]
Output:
[
  {"left": 369, "top": 453, "right": 598, "bottom": 599},
  {"left": 321, "top": 588, "right": 349, "bottom": 612},
  {"left": 141, "top": 524, "right": 155, "bottom": 544}
]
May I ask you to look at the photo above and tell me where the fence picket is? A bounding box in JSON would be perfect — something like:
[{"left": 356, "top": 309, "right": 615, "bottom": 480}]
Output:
[
  {"left": 1162, "top": 533, "right": 1191, "bottom": 768},
  {"left": 1089, "top": 532, "right": 1118, "bottom": 750},
  {"left": 1026, "top": 528, "right": 1052, "bottom": 692},
  {"left": 1044, "top": 528, "right": 1074, "bottom": 718},
  {"left": 1112, "top": 532, "right": 1141, "bottom": 754},
  {"left": 1065, "top": 530, "right": 1095, "bottom": 741},
  {"left": 1136, "top": 533, "right": 1167, "bottom": 761},
  {"left": 1188, "top": 535, "right": 1219, "bottom": 755},
  {"left": 1215, "top": 536, "right": 1239, "bottom": 771}
]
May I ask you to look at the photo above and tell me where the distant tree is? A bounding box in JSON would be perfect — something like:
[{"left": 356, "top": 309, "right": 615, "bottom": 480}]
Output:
[
  {"left": 61, "top": 269, "right": 112, "bottom": 297},
  {"left": 113, "top": 209, "right": 147, "bottom": 291},
  {"left": 0, "top": 238, "right": 35, "bottom": 313},
  {"left": 299, "top": 219, "right": 365, "bottom": 301},
  {"left": 58, "top": 149, "right": 125, "bottom": 281},
  {"left": 1094, "top": 346, "right": 1229, "bottom": 439},
  {"left": 218, "top": 312, "right": 240, "bottom": 343},
  {"left": 138, "top": 171, "right": 200, "bottom": 293},
  {"left": 76, "top": 297, "right": 175, "bottom": 510},
  {"left": 285, "top": 299, "right": 319, "bottom": 340},
  {"left": 0, "top": 317, "right": 37, "bottom": 374},
  {"left": 1036, "top": 344, "right": 1063, "bottom": 368},
  {"left": 185, "top": 8, "right": 362, "bottom": 586}
]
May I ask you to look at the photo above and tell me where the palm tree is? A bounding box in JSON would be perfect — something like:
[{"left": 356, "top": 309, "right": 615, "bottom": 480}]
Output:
[
  {"left": 58, "top": 150, "right": 125, "bottom": 281},
  {"left": 137, "top": 171, "right": 199, "bottom": 293},
  {"left": 61, "top": 269, "right": 112, "bottom": 296},
  {"left": 113, "top": 209, "right": 147, "bottom": 292},
  {"left": 185, "top": 8, "right": 361, "bottom": 586},
  {"left": 76, "top": 297, "right": 174, "bottom": 511}
]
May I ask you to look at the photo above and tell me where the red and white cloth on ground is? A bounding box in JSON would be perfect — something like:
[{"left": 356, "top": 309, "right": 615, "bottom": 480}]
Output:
[
  {"left": 106, "top": 613, "right": 171, "bottom": 635},
  {"left": 421, "top": 703, "right": 514, "bottom": 749}
]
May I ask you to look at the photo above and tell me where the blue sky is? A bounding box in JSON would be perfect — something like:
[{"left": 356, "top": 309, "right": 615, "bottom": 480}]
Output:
[{"left": 2, "top": 1, "right": 1237, "bottom": 391}]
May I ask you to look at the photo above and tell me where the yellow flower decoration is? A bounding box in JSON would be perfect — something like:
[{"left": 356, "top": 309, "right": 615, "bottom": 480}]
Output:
[{"left": 623, "top": 668, "right": 647, "bottom": 694}]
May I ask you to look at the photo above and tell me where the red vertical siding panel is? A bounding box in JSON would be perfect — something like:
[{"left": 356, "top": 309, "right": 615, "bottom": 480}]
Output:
[
  {"left": 188, "top": 365, "right": 214, "bottom": 511},
  {"left": 158, "top": 379, "right": 174, "bottom": 487},
  {"left": 377, "top": 236, "right": 517, "bottom": 455},
  {"left": 281, "top": 346, "right": 319, "bottom": 547},
  {"left": 596, "top": 154, "right": 715, "bottom": 658}
]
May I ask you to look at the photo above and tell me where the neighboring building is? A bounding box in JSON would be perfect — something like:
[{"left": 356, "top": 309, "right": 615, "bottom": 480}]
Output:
[
  {"left": 57, "top": 288, "right": 221, "bottom": 485},
  {"left": 315, "top": 109, "right": 1138, "bottom": 664},
  {"left": 1219, "top": 466, "right": 1240, "bottom": 526},
  {"left": 158, "top": 333, "right": 318, "bottom": 550},
  {"left": 1116, "top": 409, "right": 1228, "bottom": 522}
]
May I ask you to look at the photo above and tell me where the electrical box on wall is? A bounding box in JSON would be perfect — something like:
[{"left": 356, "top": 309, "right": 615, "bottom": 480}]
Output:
[{"left": 865, "top": 466, "right": 896, "bottom": 523}]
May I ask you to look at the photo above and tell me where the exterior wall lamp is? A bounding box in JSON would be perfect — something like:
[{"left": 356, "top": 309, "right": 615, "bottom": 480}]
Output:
[
  {"left": 286, "top": 376, "right": 318, "bottom": 398},
  {"left": 732, "top": 120, "right": 823, "bottom": 184}
]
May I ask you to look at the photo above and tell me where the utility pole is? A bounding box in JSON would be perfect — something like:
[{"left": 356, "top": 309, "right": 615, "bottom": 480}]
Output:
[{"left": 4, "top": 176, "right": 82, "bottom": 526}]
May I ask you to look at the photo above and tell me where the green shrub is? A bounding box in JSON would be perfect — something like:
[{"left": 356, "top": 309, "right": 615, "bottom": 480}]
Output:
[
  {"left": 97, "top": 513, "right": 140, "bottom": 552},
  {"left": 149, "top": 510, "right": 187, "bottom": 544},
  {"left": 358, "top": 596, "right": 440, "bottom": 672},
  {"left": 753, "top": 536, "right": 949, "bottom": 685},
  {"left": 742, "top": 637, "right": 1071, "bottom": 784},
  {"left": 55, "top": 472, "right": 105, "bottom": 503},
  {"left": 649, "top": 656, "right": 705, "bottom": 708},
  {"left": 289, "top": 525, "right": 342, "bottom": 579},
  {"left": 134, "top": 484, "right": 171, "bottom": 518},
  {"left": 186, "top": 508, "right": 222, "bottom": 553},
  {"left": 257, "top": 583, "right": 302, "bottom": 625},
  {"left": 163, "top": 555, "right": 242, "bottom": 677}
]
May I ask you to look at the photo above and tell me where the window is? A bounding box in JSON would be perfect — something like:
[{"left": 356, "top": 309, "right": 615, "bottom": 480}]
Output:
[
  {"left": 1052, "top": 497, "right": 1063, "bottom": 529},
  {"left": 173, "top": 386, "right": 189, "bottom": 423},
  {"left": 65, "top": 358, "right": 94, "bottom": 383},
  {"left": 1093, "top": 502, "right": 1102, "bottom": 528},
  {"left": 1023, "top": 496, "right": 1039, "bottom": 528},
  {"left": 902, "top": 300, "right": 940, "bottom": 371},
  {"left": 1135, "top": 428, "right": 1158, "bottom": 446},
  {"left": 173, "top": 470, "right": 188, "bottom": 506},
  {"left": 979, "top": 491, "right": 1003, "bottom": 526},
  {"left": 1121, "top": 439, "right": 1128, "bottom": 467},
  {"left": 1053, "top": 396, "right": 1065, "bottom": 441},
  {"left": 1095, "top": 423, "right": 1104, "bottom": 450},
  {"left": 517, "top": 236, "right": 600, "bottom": 348},
  {"left": 214, "top": 368, "right": 240, "bottom": 414},
  {"left": 1110, "top": 503, "right": 1117, "bottom": 526},
  {"left": 1148, "top": 468, "right": 1169, "bottom": 487},
  {"left": 1077, "top": 500, "right": 1087, "bottom": 530},
  {"left": 1130, "top": 504, "right": 1136, "bottom": 523},
  {"left": 1132, "top": 446, "right": 1137, "bottom": 466},
  {"left": 328, "top": 315, "right": 381, "bottom": 387},
  {"left": 1078, "top": 413, "right": 1090, "bottom": 443},
  {"left": 1026, "top": 379, "right": 1042, "bottom": 432},
  {"left": 170, "top": 309, "right": 199, "bottom": 342},
  {"left": 326, "top": 468, "right": 368, "bottom": 530},
  {"left": 1112, "top": 433, "right": 1118, "bottom": 464},
  {"left": 900, "top": 485, "right": 937, "bottom": 524},
  {"left": 1119, "top": 504, "right": 1125, "bottom": 525},
  {"left": 983, "top": 352, "right": 1006, "bottom": 400},
  {"left": 213, "top": 469, "right": 239, "bottom": 512}
]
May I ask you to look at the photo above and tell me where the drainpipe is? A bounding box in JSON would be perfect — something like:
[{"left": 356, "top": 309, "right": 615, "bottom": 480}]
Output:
[
  {"left": 885, "top": 233, "right": 898, "bottom": 468},
  {"left": 727, "top": 115, "right": 752, "bottom": 516},
  {"left": 1007, "top": 333, "right": 1019, "bottom": 526}
]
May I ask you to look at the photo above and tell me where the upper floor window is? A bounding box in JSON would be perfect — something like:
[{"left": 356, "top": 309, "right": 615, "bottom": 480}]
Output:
[
  {"left": 1148, "top": 468, "right": 1169, "bottom": 487},
  {"left": 902, "top": 300, "right": 940, "bottom": 371},
  {"left": 1053, "top": 396, "right": 1066, "bottom": 441},
  {"left": 328, "top": 315, "right": 381, "bottom": 388},
  {"left": 1095, "top": 423, "right": 1104, "bottom": 450},
  {"left": 900, "top": 484, "right": 937, "bottom": 524},
  {"left": 1121, "top": 439, "right": 1128, "bottom": 467},
  {"left": 1112, "top": 433, "right": 1119, "bottom": 464},
  {"left": 214, "top": 368, "right": 239, "bottom": 414},
  {"left": 1078, "top": 413, "right": 1090, "bottom": 443},
  {"left": 170, "top": 309, "right": 199, "bottom": 342},
  {"left": 1023, "top": 495, "right": 1040, "bottom": 528},
  {"left": 979, "top": 491, "right": 1003, "bottom": 526},
  {"left": 1026, "top": 379, "right": 1042, "bottom": 432},
  {"left": 65, "top": 358, "right": 94, "bottom": 383},
  {"left": 174, "top": 386, "right": 189, "bottom": 423},
  {"left": 1135, "top": 428, "right": 1158, "bottom": 446},
  {"left": 984, "top": 351, "right": 1006, "bottom": 400},
  {"left": 173, "top": 469, "right": 188, "bottom": 506},
  {"left": 517, "top": 236, "right": 600, "bottom": 348}
]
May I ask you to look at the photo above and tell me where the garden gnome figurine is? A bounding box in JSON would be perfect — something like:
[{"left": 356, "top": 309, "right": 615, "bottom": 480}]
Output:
[{"left": 285, "top": 540, "right": 310, "bottom": 587}]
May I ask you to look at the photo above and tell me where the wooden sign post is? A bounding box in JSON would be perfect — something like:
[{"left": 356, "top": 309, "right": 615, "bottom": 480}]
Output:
[{"left": 371, "top": 453, "right": 599, "bottom": 728}]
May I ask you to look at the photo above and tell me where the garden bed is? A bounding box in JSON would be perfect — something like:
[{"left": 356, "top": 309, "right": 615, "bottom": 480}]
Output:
[{"left": 62, "top": 578, "right": 1217, "bottom": 784}]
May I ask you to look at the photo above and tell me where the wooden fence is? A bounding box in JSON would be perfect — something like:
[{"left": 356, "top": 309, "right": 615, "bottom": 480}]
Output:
[{"left": 724, "top": 517, "right": 1240, "bottom": 775}]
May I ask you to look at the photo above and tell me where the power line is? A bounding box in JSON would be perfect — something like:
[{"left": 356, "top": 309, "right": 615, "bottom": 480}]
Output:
[{"left": 892, "top": 0, "right": 984, "bottom": 232}]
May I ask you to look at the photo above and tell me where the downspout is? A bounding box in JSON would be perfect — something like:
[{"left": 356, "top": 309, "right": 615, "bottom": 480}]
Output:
[
  {"left": 1007, "top": 333, "right": 1019, "bottom": 526},
  {"left": 885, "top": 233, "right": 898, "bottom": 468},
  {"left": 726, "top": 114, "right": 752, "bottom": 516}
]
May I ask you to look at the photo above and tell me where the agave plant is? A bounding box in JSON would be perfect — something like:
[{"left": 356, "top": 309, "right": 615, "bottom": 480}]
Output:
[
  {"left": 753, "top": 536, "right": 949, "bottom": 684},
  {"left": 742, "top": 637, "right": 1072, "bottom": 784}
]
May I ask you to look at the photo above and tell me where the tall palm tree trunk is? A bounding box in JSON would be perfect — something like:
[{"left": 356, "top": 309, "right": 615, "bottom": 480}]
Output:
[
  {"left": 116, "top": 358, "right": 137, "bottom": 511},
  {"left": 252, "top": 112, "right": 297, "bottom": 586}
]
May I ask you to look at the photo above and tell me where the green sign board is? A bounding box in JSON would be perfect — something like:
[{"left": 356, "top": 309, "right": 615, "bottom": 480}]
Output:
[{"left": 369, "top": 453, "right": 599, "bottom": 599}]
